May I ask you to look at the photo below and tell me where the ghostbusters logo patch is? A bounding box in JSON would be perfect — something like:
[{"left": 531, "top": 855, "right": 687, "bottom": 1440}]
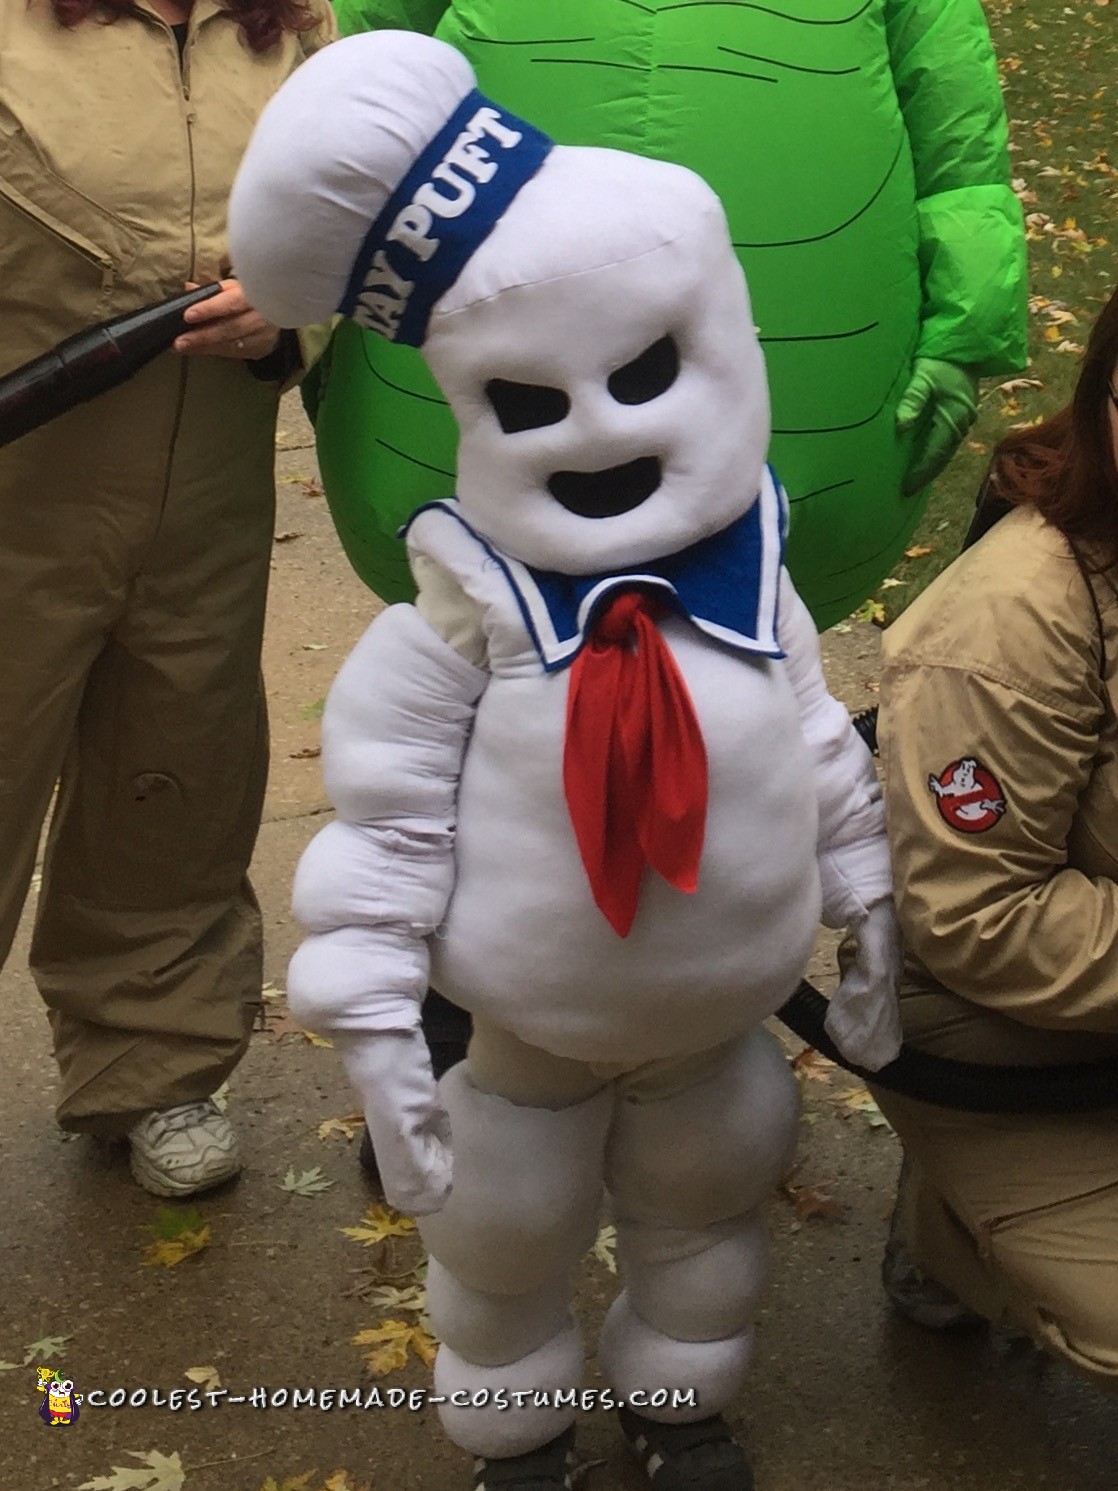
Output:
[{"left": 928, "top": 757, "right": 1006, "bottom": 834}]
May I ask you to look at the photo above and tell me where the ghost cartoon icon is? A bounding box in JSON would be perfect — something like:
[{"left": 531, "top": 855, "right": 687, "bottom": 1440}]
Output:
[{"left": 39, "top": 1376, "right": 81, "bottom": 1426}]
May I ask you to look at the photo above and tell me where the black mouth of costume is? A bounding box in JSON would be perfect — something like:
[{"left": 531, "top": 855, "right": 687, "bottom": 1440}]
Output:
[{"left": 546, "top": 457, "right": 662, "bottom": 518}]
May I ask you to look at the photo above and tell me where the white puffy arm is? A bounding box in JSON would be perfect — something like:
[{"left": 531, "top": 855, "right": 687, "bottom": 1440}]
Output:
[
  {"left": 777, "top": 570, "right": 902, "bottom": 1070},
  {"left": 289, "top": 602, "right": 487, "bottom": 1033},
  {"left": 287, "top": 602, "right": 488, "bottom": 1212},
  {"left": 776, "top": 570, "right": 893, "bottom": 926}
]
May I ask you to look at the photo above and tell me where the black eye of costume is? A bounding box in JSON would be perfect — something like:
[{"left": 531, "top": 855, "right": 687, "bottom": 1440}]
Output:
[
  {"left": 607, "top": 336, "right": 679, "bottom": 406},
  {"left": 486, "top": 378, "right": 570, "bottom": 434}
]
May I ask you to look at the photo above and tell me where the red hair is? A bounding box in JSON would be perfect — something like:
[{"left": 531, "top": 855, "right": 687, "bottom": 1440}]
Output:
[
  {"left": 989, "top": 284, "right": 1118, "bottom": 569},
  {"left": 48, "top": 0, "right": 318, "bottom": 54}
]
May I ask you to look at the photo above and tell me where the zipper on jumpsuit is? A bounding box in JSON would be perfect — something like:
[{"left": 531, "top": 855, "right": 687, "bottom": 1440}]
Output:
[{"left": 158, "top": 18, "right": 198, "bottom": 527}]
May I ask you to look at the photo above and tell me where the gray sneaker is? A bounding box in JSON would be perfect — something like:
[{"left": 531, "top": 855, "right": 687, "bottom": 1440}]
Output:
[
  {"left": 882, "top": 1158, "right": 984, "bottom": 1331},
  {"left": 129, "top": 1099, "right": 241, "bottom": 1198}
]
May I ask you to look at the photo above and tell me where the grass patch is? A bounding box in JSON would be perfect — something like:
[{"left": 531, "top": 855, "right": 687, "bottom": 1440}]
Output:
[{"left": 882, "top": 0, "right": 1116, "bottom": 622}]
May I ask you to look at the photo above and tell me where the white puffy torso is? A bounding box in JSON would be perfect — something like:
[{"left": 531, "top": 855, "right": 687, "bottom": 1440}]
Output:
[{"left": 410, "top": 508, "right": 822, "bottom": 1064}]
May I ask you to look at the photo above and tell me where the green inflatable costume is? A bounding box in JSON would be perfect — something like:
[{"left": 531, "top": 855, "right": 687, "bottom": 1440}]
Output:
[{"left": 311, "top": 0, "right": 1027, "bottom": 629}]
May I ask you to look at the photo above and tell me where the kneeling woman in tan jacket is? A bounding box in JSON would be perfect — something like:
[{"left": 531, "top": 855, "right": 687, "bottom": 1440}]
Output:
[
  {"left": 873, "top": 282, "right": 1118, "bottom": 1391},
  {"left": 0, "top": 0, "right": 335, "bottom": 1195}
]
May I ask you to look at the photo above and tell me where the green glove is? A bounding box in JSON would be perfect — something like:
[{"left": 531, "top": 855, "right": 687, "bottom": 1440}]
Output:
[{"left": 896, "top": 358, "right": 980, "bottom": 496}]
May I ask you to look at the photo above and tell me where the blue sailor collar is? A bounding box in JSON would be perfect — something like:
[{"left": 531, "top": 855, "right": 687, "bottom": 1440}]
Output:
[{"left": 405, "top": 466, "right": 787, "bottom": 673}]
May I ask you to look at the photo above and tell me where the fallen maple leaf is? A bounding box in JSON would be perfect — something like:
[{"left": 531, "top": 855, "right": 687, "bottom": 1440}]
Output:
[
  {"left": 792, "top": 1047, "right": 834, "bottom": 1084},
  {"left": 184, "top": 1365, "right": 221, "bottom": 1391},
  {"left": 851, "top": 598, "right": 886, "bottom": 626},
  {"left": 143, "top": 1227, "right": 210, "bottom": 1268},
  {"left": 265, "top": 1007, "right": 331, "bottom": 1046},
  {"left": 321, "top": 1473, "right": 373, "bottom": 1491},
  {"left": 142, "top": 1207, "right": 211, "bottom": 1268},
  {"left": 353, "top": 1319, "right": 437, "bottom": 1377},
  {"left": 78, "top": 1449, "right": 185, "bottom": 1491},
  {"left": 790, "top": 1185, "right": 846, "bottom": 1226},
  {"left": 21, "top": 1334, "right": 71, "bottom": 1363},
  {"left": 592, "top": 1224, "right": 618, "bottom": 1274},
  {"left": 317, "top": 1114, "right": 365, "bottom": 1143},
  {"left": 838, "top": 1088, "right": 892, "bottom": 1130},
  {"left": 903, "top": 544, "right": 935, "bottom": 559},
  {"left": 366, "top": 1283, "right": 428, "bottom": 1315},
  {"left": 995, "top": 376, "right": 1045, "bottom": 394},
  {"left": 340, "top": 1205, "right": 416, "bottom": 1247},
  {"left": 280, "top": 1166, "right": 335, "bottom": 1198}
]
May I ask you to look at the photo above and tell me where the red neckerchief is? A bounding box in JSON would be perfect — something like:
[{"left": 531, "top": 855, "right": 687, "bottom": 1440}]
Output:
[{"left": 562, "top": 589, "right": 708, "bottom": 937}]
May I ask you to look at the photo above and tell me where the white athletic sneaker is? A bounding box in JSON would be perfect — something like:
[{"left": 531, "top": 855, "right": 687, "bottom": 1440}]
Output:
[{"left": 128, "top": 1099, "right": 242, "bottom": 1198}]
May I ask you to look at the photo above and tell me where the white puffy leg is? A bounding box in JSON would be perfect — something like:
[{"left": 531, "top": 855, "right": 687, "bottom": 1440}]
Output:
[
  {"left": 601, "top": 1028, "right": 800, "bottom": 1422},
  {"left": 434, "top": 1319, "right": 584, "bottom": 1458},
  {"left": 618, "top": 1211, "right": 770, "bottom": 1344},
  {"left": 419, "top": 1064, "right": 611, "bottom": 1292},
  {"left": 425, "top": 1259, "right": 571, "bottom": 1369},
  {"left": 419, "top": 1063, "right": 612, "bottom": 1456},
  {"left": 599, "top": 1293, "right": 754, "bottom": 1422},
  {"left": 606, "top": 1027, "right": 800, "bottom": 1229}
]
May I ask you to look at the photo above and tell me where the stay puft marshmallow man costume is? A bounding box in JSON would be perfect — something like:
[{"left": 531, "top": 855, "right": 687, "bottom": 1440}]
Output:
[{"left": 230, "top": 30, "right": 902, "bottom": 1483}]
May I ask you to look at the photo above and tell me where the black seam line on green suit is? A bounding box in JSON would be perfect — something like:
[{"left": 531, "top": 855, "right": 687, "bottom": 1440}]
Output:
[
  {"left": 829, "top": 515, "right": 922, "bottom": 577},
  {"left": 656, "top": 0, "right": 874, "bottom": 24},
  {"left": 817, "top": 516, "right": 926, "bottom": 591},
  {"left": 457, "top": 33, "right": 596, "bottom": 45},
  {"left": 718, "top": 45, "right": 861, "bottom": 76},
  {"left": 733, "top": 131, "right": 904, "bottom": 248},
  {"left": 657, "top": 63, "right": 779, "bottom": 84},
  {"left": 760, "top": 321, "right": 879, "bottom": 344},
  {"left": 360, "top": 347, "right": 449, "bottom": 407},
  {"left": 530, "top": 57, "right": 654, "bottom": 71},
  {"left": 775, "top": 326, "right": 916, "bottom": 437},
  {"left": 772, "top": 359, "right": 908, "bottom": 435},
  {"left": 612, "top": 0, "right": 656, "bottom": 13},
  {"left": 787, "top": 478, "right": 854, "bottom": 505},
  {"left": 375, "top": 439, "right": 455, "bottom": 480}
]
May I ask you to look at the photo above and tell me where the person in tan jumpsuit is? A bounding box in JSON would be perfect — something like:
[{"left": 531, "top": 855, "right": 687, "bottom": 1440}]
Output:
[
  {"left": 872, "top": 282, "right": 1118, "bottom": 1390},
  {"left": 0, "top": 0, "right": 336, "bottom": 1195}
]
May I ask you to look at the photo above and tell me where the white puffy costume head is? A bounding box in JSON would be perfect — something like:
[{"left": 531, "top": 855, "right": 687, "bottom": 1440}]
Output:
[{"left": 229, "top": 30, "right": 771, "bottom": 576}]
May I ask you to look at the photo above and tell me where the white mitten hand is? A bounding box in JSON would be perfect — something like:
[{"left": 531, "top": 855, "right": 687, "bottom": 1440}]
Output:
[
  {"left": 335, "top": 1029, "right": 453, "bottom": 1215},
  {"left": 825, "top": 900, "right": 904, "bottom": 1072}
]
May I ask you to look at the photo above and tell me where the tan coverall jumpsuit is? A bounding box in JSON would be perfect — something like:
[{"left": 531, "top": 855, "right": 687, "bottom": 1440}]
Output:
[
  {"left": 875, "top": 504, "right": 1118, "bottom": 1389},
  {"left": 0, "top": 0, "right": 336, "bottom": 1133}
]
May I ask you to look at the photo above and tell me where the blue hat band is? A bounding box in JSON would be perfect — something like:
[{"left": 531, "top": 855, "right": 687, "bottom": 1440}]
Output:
[{"left": 338, "top": 89, "right": 554, "bottom": 347}]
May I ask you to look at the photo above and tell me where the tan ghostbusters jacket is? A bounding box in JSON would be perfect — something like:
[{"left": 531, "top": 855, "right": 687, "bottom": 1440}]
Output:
[
  {"left": 879, "top": 504, "right": 1118, "bottom": 1068},
  {"left": 0, "top": 0, "right": 337, "bottom": 375}
]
